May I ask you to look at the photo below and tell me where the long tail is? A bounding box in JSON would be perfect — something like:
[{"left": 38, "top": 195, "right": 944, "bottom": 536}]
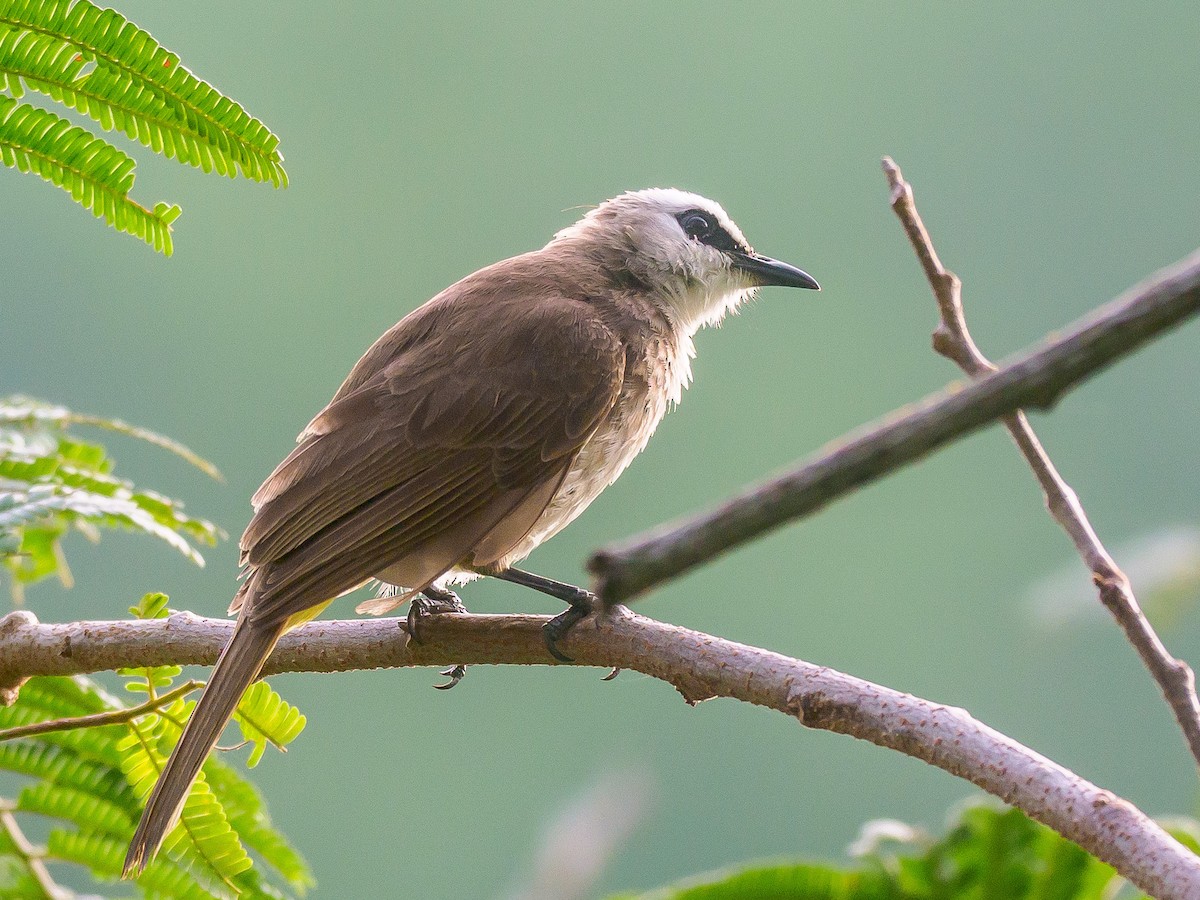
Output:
[{"left": 123, "top": 615, "right": 284, "bottom": 877}]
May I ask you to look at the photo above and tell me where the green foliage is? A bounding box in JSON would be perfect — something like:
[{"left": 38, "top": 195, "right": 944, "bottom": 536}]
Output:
[
  {"left": 0, "top": 92, "right": 181, "bottom": 251},
  {"left": 231, "top": 682, "right": 306, "bottom": 770},
  {"left": 0, "top": 0, "right": 287, "bottom": 254},
  {"left": 0, "top": 396, "right": 222, "bottom": 601},
  {"left": 0, "top": 594, "right": 313, "bottom": 898},
  {"left": 611, "top": 800, "right": 1200, "bottom": 900}
]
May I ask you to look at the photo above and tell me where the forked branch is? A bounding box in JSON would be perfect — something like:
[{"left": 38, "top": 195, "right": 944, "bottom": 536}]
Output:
[
  {"left": 881, "top": 155, "right": 1200, "bottom": 769},
  {"left": 589, "top": 245, "right": 1200, "bottom": 603}
]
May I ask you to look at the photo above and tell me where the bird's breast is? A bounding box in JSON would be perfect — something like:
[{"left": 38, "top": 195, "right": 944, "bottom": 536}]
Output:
[{"left": 497, "top": 331, "right": 686, "bottom": 566}]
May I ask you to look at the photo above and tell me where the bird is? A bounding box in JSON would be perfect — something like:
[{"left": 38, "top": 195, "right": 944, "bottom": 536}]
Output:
[{"left": 122, "top": 187, "right": 818, "bottom": 876}]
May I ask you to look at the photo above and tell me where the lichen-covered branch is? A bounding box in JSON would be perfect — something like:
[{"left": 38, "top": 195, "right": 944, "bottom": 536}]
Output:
[{"left": 0, "top": 607, "right": 1196, "bottom": 898}]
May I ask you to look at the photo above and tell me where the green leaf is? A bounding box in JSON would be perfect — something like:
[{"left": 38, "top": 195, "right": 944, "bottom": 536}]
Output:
[
  {"left": 0, "top": 397, "right": 222, "bottom": 594},
  {"left": 0, "top": 396, "right": 221, "bottom": 479},
  {"left": 7, "top": 484, "right": 207, "bottom": 565},
  {"left": 610, "top": 800, "right": 1171, "bottom": 900},
  {"left": 8, "top": 521, "right": 65, "bottom": 585},
  {"left": 0, "top": 0, "right": 288, "bottom": 252},
  {"left": 16, "top": 779, "right": 134, "bottom": 836},
  {"left": 232, "top": 681, "right": 307, "bottom": 768},
  {"left": 130, "top": 590, "right": 171, "bottom": 620},
  {"left": 203, "top": 760, "right": 314, "bottom": 892},
  {"left": 614, "top": 862, "right": 893, "bottom": 900},
  {"left": 0, "top": 93, "right": 179, "bottom": 253},
  {"left": 116, "top": 676, "right": 309, "bottom": 895},
  {"left": 47, "top": 828, "right": 226, "bottom": 899},
  {"left": 0, "top": 0, "right": 287, "bottom": 185},
  {"left": 0, "top": 740, "right": 134, "bottom": 805},
  {"left": 118, "top": 709, "right": 255, "bottom": 889},
  {"left": 0, "top": 645, "right": 309, "bottom": 896},
  {"left": 120, "top": 592, "right": 183, "bottom": 696}
]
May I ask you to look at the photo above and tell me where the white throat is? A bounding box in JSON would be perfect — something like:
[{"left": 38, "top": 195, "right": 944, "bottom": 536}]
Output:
[{"left": 666, "top": 282, "right": 758, "bottom": 336}]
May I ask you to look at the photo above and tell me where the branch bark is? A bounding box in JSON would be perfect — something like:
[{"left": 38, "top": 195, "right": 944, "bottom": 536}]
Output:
[
  {"left": 1, "top": 607, "right": 1197, "bottom": 899},
  {"left": 881, "top": 155, "right": 1200, "bottom": 770},
  {"left": 588, "top": 245, "right": 1200, "bottom": 603}
]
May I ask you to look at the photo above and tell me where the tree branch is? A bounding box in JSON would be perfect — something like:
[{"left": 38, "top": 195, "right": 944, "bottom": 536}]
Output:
[
  {"left": 881, "top": 155, "right": 1200, "bottom": 770},
  {"left": 0, "top": 607, "right": 1196, "bottom": 898},
  {"left": 588, "top": 245, "right": 1200, "bottom": 603}
]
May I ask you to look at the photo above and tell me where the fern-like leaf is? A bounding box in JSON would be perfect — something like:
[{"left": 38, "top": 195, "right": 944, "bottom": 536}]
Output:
[
  {"left": 203, "top": 760, "right": 314, "bottom": 893},
  {"left": 47, "top": 828, "right": 227, "bottom": 899},
  {"left": 16, "top": 780, "right": 133, "bottom": 836},
  {"left": 0, "top": 669, "right": 309, "bottom": 897},
  {"left": 0, "top": 92, "right": 179, "bottom": 252},
  {"left": 0, "top": 396, "right": 221, "bottom": 479},
  {"left": 0, "top": 0, "right": 286, "bottom": 185},
  {"left": 0, "top": 740, "right": 132, "bottom": 803},
  {"left": 232, "top": 682, "right": 307, "bottom": 769},
  {"left": 120, "top": 712, "right": 255, "bottom": 889},
  {"left": 15, "top": 484, "right": 206, "bottom": 562},
  {"left": 0, "top": 674, "right": 108, "bottom": 721},
  {"left": 0, "top": 399, "right": 221, "bottom": 595}
]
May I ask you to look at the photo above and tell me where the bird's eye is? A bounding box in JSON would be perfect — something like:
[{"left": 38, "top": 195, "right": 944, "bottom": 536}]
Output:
[{"left": 678, "top": 210, "right": 716, "bottom": 241}]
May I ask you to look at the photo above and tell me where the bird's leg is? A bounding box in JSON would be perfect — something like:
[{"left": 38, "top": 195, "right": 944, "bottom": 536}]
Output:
[
  {"left": 485, "top": 567, "right": 597, "bottom": 663},
  {"left": 405, "top": 584, "right": 469, "bottom": 690}
]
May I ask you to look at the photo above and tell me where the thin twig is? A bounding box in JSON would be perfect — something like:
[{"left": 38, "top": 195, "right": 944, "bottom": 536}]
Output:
[
  {"left": 0, "top": 608, "right": 1196, "bottom": 898},
  {"left": 0, "top": 678, "right": 202, "bottom": 743},
  {"left": 881, "top": 155, "right": 1200, "bottom": 770},
  {"left": 0, "top": 808, "right": 67, "bottom": 899},
  {"left": 588, "top": 245, "right": 1200, "bottom": 603}
]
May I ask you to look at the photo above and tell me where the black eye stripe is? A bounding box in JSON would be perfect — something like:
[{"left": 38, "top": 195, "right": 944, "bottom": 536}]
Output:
[{"left": 675, "top": 208, "right": 739, "bottom": 253}]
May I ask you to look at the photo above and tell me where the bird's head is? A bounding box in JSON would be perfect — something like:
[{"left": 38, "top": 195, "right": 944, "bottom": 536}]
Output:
[{"left": 552, "top": 188, "right": 819, "bottom": 333}]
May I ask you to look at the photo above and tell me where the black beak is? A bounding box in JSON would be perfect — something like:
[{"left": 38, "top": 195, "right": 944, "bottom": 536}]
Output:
[{"left": 731, "top": 251, "right": 820, "bottom": 291}]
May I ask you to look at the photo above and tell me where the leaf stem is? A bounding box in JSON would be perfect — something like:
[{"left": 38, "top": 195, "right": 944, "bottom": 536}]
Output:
[
  {"left": 0, "top": 679, "right": 201, "bottom": 743},
  {"left": 0, "top": 808, "right": 66, "bottom": 899}
]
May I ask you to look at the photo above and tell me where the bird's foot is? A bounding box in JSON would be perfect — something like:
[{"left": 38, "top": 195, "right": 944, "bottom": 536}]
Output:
[
  {"left": 541, "top": 596, "right": 598, "bottom": 663},
  {"left": 405, "top": 586, "right": 468, "bottom": 642},
  {"left": 482, "top": 566, "right": 601, "bottom": 663},
  {"left": 404, "top": 586, "right": 470, "bottom": 689}
]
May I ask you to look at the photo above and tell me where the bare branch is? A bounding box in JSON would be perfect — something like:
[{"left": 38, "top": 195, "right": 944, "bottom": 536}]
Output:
[
  {"left": 588, "top": 246, "right": 1200, "bottom": 603},
  {"left": 0, "top": 679, "right": 202, "bottom": 743},
  {"left": 881, "top": 155, "right": 1200, "bottom": 770},
  {"left": 0, "top": 608, "right": 1196, "bottom": 898}
]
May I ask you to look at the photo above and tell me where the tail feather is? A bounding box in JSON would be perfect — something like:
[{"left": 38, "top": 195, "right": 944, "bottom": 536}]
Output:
[{"left": 123, "top": 616, "right": 283, "bottom": 877}]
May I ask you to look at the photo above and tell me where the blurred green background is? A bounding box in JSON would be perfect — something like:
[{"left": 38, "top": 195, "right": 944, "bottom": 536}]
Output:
[{"left": 4, "top": 2, "right": 1200, "bottom": 897}]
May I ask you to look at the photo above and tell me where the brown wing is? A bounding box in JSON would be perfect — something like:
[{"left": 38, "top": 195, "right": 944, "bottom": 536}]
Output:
[{"left": 236, "top": 294, "right": 624, "bottom": 629}]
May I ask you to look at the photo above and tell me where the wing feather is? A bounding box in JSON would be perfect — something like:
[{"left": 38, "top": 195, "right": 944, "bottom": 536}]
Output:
[{"left": 237, "top": 293, "right": 625, "bottom": 626}]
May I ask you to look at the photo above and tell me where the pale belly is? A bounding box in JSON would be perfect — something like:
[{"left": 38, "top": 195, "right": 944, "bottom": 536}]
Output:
[
  {"left": 478, "top": 331, "right": 687, "bottom": 572},
  {"left": 499, "top": 399, "right": 665, "bottom": 566}
]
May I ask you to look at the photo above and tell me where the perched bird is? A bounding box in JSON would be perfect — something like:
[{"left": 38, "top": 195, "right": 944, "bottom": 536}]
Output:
[{"left": 123, "top": 188, "right": 818, "bottom": 875}]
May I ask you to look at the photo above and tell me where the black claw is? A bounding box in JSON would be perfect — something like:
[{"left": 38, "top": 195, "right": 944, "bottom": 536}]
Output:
[
  {"left": 404, "top": 601, "right": 424, "bottom": 644},
  {"left": 542, "top": 604, "right": 590, "bottom": 663},
  {"left": 433, "top": 665, "right": 467, "bottom": 690},
  {"left": 601, "top": 667, "right": 621, "bottom": 681}
]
